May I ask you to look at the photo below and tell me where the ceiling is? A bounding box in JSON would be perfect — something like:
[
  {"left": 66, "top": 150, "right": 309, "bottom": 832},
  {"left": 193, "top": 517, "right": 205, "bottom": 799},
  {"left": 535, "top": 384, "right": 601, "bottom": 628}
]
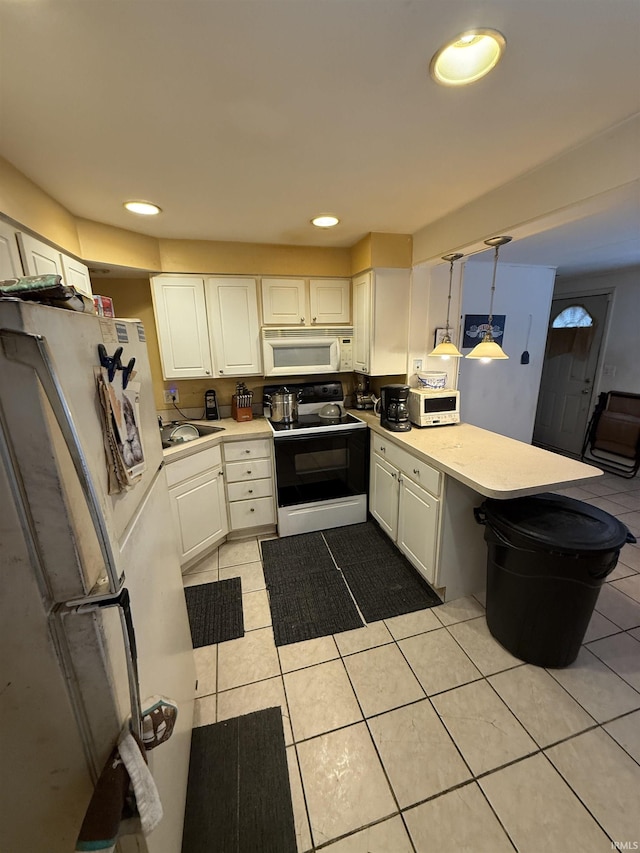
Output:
[{"left": 1, "top": 0, "right": 639, "bottom": 276}]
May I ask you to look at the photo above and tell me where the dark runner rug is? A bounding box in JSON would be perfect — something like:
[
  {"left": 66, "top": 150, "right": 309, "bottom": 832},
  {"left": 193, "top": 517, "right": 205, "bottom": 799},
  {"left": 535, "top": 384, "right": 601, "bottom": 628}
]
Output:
[
  {"left": 341, "top": 551, "right": 442, "bottom": 622},
  {"left": 261, "top": 531, "right": 336, "bottom": 585},
  {"left": 323, "top": 520, "right": 400, "bottom": 566},
  {"left": 184, "top": 578, "right": 244, "bottom": 648},
  {"left": 268, "top": 569, "right": 364, "bottom": 646},
  {"left": 182, "top": 707, "right": 297, "bottom": 853}
]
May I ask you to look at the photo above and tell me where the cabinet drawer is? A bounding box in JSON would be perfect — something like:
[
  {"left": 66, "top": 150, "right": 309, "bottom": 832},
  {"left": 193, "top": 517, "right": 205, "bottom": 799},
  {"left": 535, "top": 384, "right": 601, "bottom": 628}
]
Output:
[
  {"left": 223, "top": 438, "right": 272, "bottom": 462},
  {"left": 225, "top": 457, "right": 272, "bottom": 483},
  {"left": 371, "top": 434, "right": 441, "bottom": 496},
  {"left": 227, "top": 477, "right": 273, "bottom": 502},
  {"left": 229, "top": 497, "right": 275, "bottom": 530},
  {"left": 165, "top": 445, "right": 222, "bottom": 487}
]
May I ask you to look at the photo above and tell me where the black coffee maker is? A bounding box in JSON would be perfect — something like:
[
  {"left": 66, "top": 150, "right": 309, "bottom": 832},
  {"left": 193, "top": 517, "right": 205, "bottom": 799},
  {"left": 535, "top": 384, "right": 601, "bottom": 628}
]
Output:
[{"left": 380, "top": 384, "right": 412, "bottom": 432}]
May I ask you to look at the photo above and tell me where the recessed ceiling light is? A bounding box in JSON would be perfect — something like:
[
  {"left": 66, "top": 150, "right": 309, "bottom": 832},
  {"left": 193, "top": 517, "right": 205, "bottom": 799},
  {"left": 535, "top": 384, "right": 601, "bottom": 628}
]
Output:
[
  {"left": 430, "top": 29, "right": 506, "bottom": 86},
  {"left": 311, "top": 215, "right": 340, "bottom": 228},
  {"left": 124, "top": 200, "right": 162, "bottom": 216}
]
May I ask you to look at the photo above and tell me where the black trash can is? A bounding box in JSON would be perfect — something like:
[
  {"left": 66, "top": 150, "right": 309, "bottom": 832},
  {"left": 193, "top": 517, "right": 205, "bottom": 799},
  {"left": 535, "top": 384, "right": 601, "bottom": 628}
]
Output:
[{"left": 475, "top": 492, "right": 635, "bottom": 668}]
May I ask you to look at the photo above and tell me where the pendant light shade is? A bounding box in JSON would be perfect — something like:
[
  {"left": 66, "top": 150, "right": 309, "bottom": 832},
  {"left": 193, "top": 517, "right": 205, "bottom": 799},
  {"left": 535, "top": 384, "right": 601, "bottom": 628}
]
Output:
[
  {"left": 429, "top": 252, "right": 464, "bottom": 358},
  {"left": 466, "top": 236, "right": 511, "bottom": 361}
]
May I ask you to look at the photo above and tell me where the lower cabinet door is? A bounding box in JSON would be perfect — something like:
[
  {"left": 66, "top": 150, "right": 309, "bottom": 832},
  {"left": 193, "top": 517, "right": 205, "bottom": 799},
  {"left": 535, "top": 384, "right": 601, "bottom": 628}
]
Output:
[
  {"left": 397, "top": 477, "right": 439, "bottom": 585},
  {"left": 169, "top": 468, "right": 228, "bottom": 564},
  {"left": 369, "top": 453, "right": 399, "bottom": 540}
]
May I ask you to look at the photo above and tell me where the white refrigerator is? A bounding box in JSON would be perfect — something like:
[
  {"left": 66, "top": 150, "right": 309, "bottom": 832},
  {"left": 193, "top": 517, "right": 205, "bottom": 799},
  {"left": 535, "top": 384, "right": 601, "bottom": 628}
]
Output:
[{"left": 0, "top": 299, "right": 196, "bottom": 852}]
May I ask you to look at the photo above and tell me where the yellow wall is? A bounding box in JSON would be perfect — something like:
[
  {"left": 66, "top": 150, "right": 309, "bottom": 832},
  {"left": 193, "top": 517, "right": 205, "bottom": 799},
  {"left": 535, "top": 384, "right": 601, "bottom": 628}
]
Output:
[
  {"left": 0, "top": 157, "right": 81, "bottom": 256},
  {"left": 77, "top": 218, "right": 162, "bottom": 270},
  {"left": 349, "top": 232, "right": 413, "bottom": 273},
  {"left": 160, "top": 239, "right": 351, "bottom": 277}
]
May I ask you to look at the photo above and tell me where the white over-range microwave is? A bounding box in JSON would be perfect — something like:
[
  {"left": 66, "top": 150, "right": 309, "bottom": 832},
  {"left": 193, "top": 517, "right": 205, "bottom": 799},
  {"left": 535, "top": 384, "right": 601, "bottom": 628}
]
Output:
[{"left": 262, "top": 327, "right": 354, "bottom": 377}]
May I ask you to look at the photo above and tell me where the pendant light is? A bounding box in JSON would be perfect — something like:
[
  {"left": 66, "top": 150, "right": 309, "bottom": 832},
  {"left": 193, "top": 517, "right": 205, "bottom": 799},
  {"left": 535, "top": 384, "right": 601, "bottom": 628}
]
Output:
[
  {"left": 429, "top": 252, "right": 464, "bottom": 358},
  {"left": 466, "top": 236, "right": 511, "bottom": 361}
]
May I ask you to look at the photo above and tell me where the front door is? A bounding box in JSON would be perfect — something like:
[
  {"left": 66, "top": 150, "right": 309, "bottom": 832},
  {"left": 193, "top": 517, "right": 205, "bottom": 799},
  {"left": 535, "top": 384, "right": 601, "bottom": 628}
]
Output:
[{"left": 533, "top": 293, "right": 609, "bottom": 455}]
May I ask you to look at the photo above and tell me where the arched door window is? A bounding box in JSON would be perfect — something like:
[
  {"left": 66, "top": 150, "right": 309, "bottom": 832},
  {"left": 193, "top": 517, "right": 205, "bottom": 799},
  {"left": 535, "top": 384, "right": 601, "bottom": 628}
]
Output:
[
  {"left": 548, "top": 304, "right": 595, "bottom": 358},
  {"left": 552, "top": 305, "right": 594, "bottom": 328}
]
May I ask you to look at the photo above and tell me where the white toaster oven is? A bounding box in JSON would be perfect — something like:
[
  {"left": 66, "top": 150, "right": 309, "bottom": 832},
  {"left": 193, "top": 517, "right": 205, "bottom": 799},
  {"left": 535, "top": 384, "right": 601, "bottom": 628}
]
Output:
[{"left": 408, "top": 388, "right": 460, "bottom": 427}]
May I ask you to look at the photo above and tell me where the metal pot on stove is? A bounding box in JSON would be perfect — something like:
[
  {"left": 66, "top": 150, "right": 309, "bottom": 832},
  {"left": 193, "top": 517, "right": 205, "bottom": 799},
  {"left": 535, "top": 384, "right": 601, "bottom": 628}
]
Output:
[{"left": 265, "top": 387, "right": 301, "bottom": 423}]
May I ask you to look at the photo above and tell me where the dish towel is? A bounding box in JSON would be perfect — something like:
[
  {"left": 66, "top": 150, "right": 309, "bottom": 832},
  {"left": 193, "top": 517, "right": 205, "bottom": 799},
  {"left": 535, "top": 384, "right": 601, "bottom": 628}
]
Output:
[
  {"left": 118, "top": 729, "right": 163, "bottom": 835},
  {"left": 75, "top": 730, "right": 163, "bottom": 852}
]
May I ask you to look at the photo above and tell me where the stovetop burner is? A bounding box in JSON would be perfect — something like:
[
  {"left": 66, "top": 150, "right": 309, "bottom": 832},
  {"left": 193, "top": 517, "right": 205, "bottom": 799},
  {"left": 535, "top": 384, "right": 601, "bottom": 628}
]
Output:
[
  {"left": 270, "top": 412, "right": 365, "bottom": 432},
  {"left": 264, "top": 380, "right": 367, "bottom": 437}
]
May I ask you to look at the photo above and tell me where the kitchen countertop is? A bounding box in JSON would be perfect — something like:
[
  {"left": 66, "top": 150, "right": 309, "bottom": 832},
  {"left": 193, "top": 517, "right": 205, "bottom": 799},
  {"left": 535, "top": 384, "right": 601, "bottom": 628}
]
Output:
[
  {"left": 161, "top": 417, "right": 272, "bottom": 463},
  {"left": 353, "top": 410, "right": 603, "bottom": 499}
]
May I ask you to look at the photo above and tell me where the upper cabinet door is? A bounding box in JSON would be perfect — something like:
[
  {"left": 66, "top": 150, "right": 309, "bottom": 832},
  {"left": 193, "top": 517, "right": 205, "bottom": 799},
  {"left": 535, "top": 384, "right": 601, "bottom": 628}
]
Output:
[
  {"left": 60, "top": 255, "right": 93, "bottom": 297},
  {"left": 352, "top": 272, "right": 371, "bottom": 373},
  {"left": 309, "top": 278, "right": 350, "bottom": 325},
  {"left": 205, "top": 277, "right": 262, "bottom": 376},
  {"left": 0, "top": 220, "right": 24, "bottom": 280},
  {"left": 16, "top": 232, "right": 93, "bottom": 297},
  {"left": 17, "top": 232, "right": 64, "bottom": 278},
  {"left": 261, "top": 278, "right": 307, "bottom": 325},
  {"left": 151, "top": 276, "right": 213, "bottom": 380}
]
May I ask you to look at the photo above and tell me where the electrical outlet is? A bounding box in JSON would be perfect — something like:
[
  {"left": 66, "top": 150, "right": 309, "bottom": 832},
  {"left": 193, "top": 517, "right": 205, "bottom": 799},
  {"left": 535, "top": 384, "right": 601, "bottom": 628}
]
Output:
[
  {"left": 163, "top": 389, "right": 179, "bottom": 404},
  {"left": 413, "top": 358, "right": 423, "bottom": 372}
]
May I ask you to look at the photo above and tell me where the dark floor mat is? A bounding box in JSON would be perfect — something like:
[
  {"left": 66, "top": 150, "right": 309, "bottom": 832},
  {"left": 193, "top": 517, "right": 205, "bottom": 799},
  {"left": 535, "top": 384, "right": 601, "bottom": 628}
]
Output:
[
  {"left": 323, "top": 520, "right": 400, "bottom": 566},
  {"left": 261, "top": 531, "right": 336, "bottom": 584},
  {"left": 182, "top": 707, "right": 297, "bottom": 853},
  {"left": 184, "top": 578, "right": 244, "bottom": 648},
  {"left": 342, "top": 554, "right": 442, "bottom": 622},
  {"left": 268, "top": 569, "right": 364, "bottom": 646}
]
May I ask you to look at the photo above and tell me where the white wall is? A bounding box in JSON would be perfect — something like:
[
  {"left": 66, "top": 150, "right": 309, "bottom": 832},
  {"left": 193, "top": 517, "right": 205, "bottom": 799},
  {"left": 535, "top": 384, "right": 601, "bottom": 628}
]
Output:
[
  {"left": 554, "top": 266, "right": 640, "bottom": 402},
  {"left": 408, "top": 260, "right": 464, "bottom": 390},
  {"left": 457, "top": 261, "right": 556, "bottom": 443}
]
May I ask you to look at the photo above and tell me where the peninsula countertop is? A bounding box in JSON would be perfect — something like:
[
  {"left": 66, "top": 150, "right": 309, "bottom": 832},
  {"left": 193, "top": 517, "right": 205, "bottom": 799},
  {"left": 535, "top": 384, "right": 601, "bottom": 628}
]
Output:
[{"left": 352, "top": 410, "right": 603, "bottom": 499}]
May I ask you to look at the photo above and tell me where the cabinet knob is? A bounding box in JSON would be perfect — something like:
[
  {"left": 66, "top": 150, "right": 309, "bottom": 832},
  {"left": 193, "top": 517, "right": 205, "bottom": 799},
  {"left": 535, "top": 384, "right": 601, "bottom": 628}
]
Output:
[
  {"left": 245, "top": 449, "right": 251, "bottom": 454},
  {"left": 413, "top": 468, "right": 420, "bottom": 475},
  {"left": 247, "top": 470, "right": 252, "bottom": 474},
  {"left": 380, "top": 445, "right": 386, "bottom": 453},
  {"left": 312, "top": 317, "right": 317, "bottom": 323},
  {"left": 248, "top": 489, "right": 253, "bottom": 494},
  {"left": 250, "top": 507, "right": 255, "bottom": 513},
  {"left": 391, "top": 472, "right": 397, "bottom": 479},
  {"left": 300, "top": 317, "right": 305, "bottom": 324},
  {"left": 205, "top": 370, "right": 210, "bottom": 375},
  {"left": 220, "top": 369, "right": 224, "bottom": 374}
]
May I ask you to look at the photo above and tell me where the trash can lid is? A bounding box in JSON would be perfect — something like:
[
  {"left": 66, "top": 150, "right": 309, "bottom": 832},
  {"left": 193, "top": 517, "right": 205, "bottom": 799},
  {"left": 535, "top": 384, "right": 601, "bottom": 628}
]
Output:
[{"left": 482, "top": 492, "right": 631, "bottom": 554}]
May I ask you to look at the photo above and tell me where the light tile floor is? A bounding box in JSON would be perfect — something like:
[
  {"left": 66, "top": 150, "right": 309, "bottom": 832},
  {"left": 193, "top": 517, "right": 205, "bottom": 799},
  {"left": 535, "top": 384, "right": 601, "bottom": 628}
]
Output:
[{"left": 183, "top": 472, "right": 640, "bottom": 852}]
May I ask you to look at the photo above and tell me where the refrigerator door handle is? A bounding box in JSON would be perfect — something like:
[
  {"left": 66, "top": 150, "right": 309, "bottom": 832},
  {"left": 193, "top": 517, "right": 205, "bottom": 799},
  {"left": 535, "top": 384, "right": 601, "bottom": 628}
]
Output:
[
  {"left": 0, "top": 328, "right": 121, "bottom": 593},
  {"left": 66, "top": 586, "right": 143, "bottom": 739}
]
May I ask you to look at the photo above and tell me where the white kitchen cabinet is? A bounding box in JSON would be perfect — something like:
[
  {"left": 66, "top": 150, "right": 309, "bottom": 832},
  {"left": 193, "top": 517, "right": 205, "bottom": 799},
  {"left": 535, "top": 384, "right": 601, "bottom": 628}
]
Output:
[
  {"left": 309, "top": 278, "right": 350, "bottom": 324},
  {"left": 205, "top": 277, "right": 262, "bottom": 376},
  {"left": 223, "top": 438, "right": 276, "bottom": 533},
  {"left": 17, "top": 232, "right": 93, "bottom": 297},
  {"left": 261, "top": 277, "right": 351, "bottom": 325},
  {"left": 369, "top": 433, "right": 440, "bottom": 586},
  {"left": 60, "top": 255, "right": 93, "bottom": 297},
  {"left": 166, "top": 444, "right": 228, "bottom": 566},
  {"left": 0, "top": 220, "right": 23, "bottom": 280},
  {"left": 261, "top": 278, "right": 307, "bottom": 325},
  {"left": 352, "top": 268, "right": 410, "bottom": 375},
  {"left": 151, "top": 276, "right": 213, "bottom": 380}
]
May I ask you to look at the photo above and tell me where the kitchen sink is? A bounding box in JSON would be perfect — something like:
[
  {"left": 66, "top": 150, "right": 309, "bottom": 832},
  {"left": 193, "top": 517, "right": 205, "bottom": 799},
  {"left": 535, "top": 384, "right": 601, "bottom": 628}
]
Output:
[{"left": 160, "top": 421, "right": 225, "bottom": 448}]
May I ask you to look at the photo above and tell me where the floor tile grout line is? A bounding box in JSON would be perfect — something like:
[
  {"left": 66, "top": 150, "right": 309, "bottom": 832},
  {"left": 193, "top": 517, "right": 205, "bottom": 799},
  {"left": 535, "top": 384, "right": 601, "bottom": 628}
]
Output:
[{"left": 194, "top": 540, "right": 640, "bottom": 849}]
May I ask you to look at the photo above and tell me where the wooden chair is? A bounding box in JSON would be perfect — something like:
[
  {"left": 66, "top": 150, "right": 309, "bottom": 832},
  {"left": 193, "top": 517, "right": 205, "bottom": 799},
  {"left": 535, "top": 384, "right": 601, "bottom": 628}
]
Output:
[{"left": 581, "top": 390, "right": 640, "bottom": 478}]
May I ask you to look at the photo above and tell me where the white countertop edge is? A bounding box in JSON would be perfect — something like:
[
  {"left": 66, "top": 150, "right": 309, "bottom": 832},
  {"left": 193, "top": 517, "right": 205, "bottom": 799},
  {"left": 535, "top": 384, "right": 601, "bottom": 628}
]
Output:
[
  {"left": 356, "top": 411, "right": 603, "bottom": 499},
  {"left": 161, "top": 417, "right": 272, "bottom": 463}
]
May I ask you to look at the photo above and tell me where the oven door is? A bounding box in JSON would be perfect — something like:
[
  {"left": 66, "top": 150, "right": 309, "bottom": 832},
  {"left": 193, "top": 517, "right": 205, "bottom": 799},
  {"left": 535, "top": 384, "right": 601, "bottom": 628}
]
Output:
[{"left": 274, "top": 429, "right": 369, "bottom": 507}]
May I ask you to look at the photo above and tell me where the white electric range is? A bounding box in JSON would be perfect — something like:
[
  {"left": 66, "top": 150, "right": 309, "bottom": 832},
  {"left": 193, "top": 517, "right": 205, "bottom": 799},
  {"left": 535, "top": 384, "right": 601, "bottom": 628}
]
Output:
[{"left": 263, "top": 381, "right": 369, "bottom": 536}]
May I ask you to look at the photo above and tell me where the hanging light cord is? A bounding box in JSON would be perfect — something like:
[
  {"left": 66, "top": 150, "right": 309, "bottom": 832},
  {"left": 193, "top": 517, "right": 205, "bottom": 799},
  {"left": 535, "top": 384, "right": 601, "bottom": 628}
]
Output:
[
  {"left": 442, "top": 252, "right": 463, "bottom": 339},
  {"left": 483, "top": 236, "right": 511, "bottom": 339}
]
